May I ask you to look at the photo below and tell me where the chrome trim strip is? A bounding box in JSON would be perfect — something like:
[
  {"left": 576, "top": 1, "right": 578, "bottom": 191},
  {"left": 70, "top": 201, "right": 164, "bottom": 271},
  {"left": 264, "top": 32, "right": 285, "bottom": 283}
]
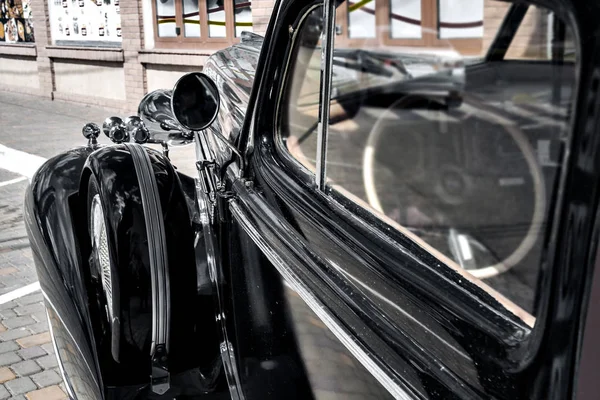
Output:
[
  {"left": 42, "top": 290, "right": 98, "bottom": 398},
  {"left": 46, "top": 308, "right": 77, "bottom": 400},
  {"left": 193, "top": 132, "right": 246, "bottom": 400},
  {"left": 315, "top": 0, "right": 336, "bottom": 190},
  {"left": 229, "top": 200, "right": 412, "bottom": 400},
  {"left": 196, "top": 182, "right": 245, "bottom": 400}
]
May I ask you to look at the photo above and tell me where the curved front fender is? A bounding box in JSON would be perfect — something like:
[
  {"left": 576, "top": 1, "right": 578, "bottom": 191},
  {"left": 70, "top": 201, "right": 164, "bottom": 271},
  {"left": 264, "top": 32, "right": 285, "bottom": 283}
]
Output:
[{"left": 24, "top": 146, "right": 104, "bottom": 399}]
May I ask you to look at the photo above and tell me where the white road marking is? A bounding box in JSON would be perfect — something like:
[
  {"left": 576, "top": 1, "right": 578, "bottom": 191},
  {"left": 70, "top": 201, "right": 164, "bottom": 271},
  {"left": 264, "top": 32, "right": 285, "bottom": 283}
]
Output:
[
  {"left": 489, "top": 101, "right": 563, "bottom": 127},
  {"left": 461, "top": 103, "right": 516, "bottom": 126},
  {"left": 0, "top": 282, "right": 41, "bottom": 305},
  {"left": 0, "top": 144, "right": 47, "bottom": 179},
  {"left": 525, "top": 101, "right": 568, "bottom": 118},
  {"left": 412, "top": 109, "right": 460, "bottom": 122},
  {"left": 0, "top": 176, "right": 28, "bottom": 188},
  {"left": 0, "top": 145, "right": 47, "bottom": 305}
]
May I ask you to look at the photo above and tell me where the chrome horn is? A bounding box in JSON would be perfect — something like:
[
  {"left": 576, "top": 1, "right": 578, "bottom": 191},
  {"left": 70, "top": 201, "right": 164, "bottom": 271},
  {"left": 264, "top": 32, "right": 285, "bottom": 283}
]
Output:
[
  {"left": 102, "top": 117, "right": 129, "bottom": 144},
  {"left": 124, "top": 116, "right": 150, "bottom": 144}
]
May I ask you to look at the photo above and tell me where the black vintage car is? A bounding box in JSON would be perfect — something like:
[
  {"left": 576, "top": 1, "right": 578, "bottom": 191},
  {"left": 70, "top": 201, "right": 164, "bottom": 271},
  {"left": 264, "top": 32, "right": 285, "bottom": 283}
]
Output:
[{"left": 23, "top": 0, "right": 600, "bottom": 398}]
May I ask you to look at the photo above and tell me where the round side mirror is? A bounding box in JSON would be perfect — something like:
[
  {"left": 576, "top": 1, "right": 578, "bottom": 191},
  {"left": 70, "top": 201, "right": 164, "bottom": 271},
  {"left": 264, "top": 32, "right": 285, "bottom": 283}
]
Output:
[{"left": 171, "top": 72, "right": 220, "bottom": 131}]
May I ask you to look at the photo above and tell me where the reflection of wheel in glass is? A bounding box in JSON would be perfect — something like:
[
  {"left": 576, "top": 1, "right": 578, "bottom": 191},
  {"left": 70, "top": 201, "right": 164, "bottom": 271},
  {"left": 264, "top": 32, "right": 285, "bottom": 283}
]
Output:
[{"left": 362, "top": 96, "right": 546, "bottom": 279}]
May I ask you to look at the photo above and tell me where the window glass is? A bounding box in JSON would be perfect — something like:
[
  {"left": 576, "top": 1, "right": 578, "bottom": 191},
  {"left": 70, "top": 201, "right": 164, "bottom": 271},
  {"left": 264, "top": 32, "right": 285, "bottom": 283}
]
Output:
[
  {"left": 154, "top": 0, "right": 250, "bottom": 46},
  {"left": 438, "top": 0, "right": 483, "bottom": 39},
  {"left": 505, "top": 7, "right": 576, "bottom": 60},
  {"left": 183, "top": 0, "right": 201, "bottom": 37},
  {"left": 234, "top": 0, "right": 252, "bottom": 37},
  {"left": 284, "top": 6, "right": 323, "bottom": 170},
  {"left": 0, "top": 0, "right": 34, "bottom": 43},
  {"left": 156, "top": 0, "right": 177, "bottom": 37},
  {"left": 282, "top": 1, "right": 577, "bottom": 314},
  {"left": 390, "top": 0, "right": 422, "bottom": 39},
  {"left": 348, "top": 0, "right": 376, "bottom": 38},
  {"left": 207, "top": 0, "right": 226, "bottom": 37}
]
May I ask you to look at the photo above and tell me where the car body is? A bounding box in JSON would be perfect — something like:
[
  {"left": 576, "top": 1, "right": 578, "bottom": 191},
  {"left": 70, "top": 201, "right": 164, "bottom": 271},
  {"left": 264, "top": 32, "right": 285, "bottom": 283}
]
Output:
[{"left": 22, "top": 0, "right": 600, "bottom": 399}]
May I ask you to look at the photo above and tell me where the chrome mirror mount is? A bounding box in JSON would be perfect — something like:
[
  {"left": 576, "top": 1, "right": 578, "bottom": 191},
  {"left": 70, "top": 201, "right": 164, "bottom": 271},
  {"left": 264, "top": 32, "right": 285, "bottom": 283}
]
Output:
[{"left": 171, "top": 72, "right": 248, "bottom": 177}]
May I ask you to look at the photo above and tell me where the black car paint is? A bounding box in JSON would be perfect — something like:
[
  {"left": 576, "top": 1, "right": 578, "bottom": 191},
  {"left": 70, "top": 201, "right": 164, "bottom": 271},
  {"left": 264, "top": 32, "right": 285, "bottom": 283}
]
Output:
[
  {"left": 24, "top": 146, "right": 104, "bottom": 399},
  {"left": 21, "top": 0, "right": 600, "bottom": 399},
  {"left": 202, "top": 31, "right": 263, "bottom": 172}
]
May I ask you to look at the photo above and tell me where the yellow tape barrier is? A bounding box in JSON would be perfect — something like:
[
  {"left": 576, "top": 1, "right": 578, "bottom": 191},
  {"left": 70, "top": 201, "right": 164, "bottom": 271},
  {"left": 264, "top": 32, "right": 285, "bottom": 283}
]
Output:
[{"left": 157, "top": 19, "right": 252, "bottom": 27}]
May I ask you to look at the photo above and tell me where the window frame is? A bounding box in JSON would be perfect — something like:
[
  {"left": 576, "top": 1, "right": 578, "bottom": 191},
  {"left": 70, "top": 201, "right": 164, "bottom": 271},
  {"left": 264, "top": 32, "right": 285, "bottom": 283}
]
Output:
[
  {"left": 151, "top": 0, "right": 244, "bottom": 49},
  {"left": 334, "top": 0, "right": 483, "bottom": 54}
]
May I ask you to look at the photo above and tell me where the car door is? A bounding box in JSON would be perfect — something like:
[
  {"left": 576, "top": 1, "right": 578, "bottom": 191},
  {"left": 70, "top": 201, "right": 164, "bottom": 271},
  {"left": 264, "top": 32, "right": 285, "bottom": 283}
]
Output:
[{"left": 219, "top": 0, "right": 600, "bottom": 398}]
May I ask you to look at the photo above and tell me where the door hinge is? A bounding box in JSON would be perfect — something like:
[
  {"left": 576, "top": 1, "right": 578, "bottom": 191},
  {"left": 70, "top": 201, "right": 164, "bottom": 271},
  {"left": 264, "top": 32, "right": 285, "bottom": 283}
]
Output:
[
  {"left": 196, "top": 160, "right": 241, "bottom": 224},
  {"left": 197, "top": 160, "right": 237, "bottom": 222},
  {"left": 197, "top": 161, "right": 220, "bottom": 203}
]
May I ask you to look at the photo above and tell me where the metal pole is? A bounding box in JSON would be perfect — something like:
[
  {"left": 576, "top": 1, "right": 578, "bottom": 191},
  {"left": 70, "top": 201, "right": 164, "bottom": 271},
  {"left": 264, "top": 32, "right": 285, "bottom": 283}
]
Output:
[
  {"left": 551, "top": 12, "right": 565, "bottom": 106},
  {"left": 315, "top": 0, "right": 336, "bottom": 191}
]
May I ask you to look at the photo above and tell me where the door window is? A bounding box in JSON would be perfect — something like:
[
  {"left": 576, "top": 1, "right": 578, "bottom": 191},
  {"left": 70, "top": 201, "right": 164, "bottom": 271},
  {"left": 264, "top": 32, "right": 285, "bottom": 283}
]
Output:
[{"left": 281, "top": 1, "right": 577, "bottom": 315}]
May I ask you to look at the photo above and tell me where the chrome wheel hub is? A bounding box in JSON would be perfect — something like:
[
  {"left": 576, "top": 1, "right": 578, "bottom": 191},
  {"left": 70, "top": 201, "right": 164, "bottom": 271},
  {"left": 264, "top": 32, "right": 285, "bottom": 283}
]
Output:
[{"left": 90, "top": 194, "right": 114, "bottom": 323}]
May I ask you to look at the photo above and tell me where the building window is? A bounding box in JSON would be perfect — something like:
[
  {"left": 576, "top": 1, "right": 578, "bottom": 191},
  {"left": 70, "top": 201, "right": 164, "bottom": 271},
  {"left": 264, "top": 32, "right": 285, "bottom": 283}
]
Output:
[
  {"left": 0, "top": 0, "right": 35, "bottom": 43},
  {"left": 336, "top": 0, "right": 483, "bottom": 54},
  {"left": 47, "top": 0, "right": 122, "bottom": 47},
  {"left": 152, "top": 0, "right": 253, "bottom": 48}
]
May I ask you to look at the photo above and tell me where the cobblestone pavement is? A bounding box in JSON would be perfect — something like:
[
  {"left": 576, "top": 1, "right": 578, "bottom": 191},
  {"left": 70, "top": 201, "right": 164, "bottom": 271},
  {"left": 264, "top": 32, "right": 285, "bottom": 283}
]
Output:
[{"left": 0, "top": 90, "right": 195, "bottom": 399}]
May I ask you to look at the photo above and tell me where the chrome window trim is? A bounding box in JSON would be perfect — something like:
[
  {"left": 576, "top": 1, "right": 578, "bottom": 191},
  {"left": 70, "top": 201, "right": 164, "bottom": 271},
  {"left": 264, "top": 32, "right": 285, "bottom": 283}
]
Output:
[
  {"left": 315, "top": 0, "right": 336, "bottom": 190},
  {"left": 273, "top": 2, "right": 322, "bottom": 178}
]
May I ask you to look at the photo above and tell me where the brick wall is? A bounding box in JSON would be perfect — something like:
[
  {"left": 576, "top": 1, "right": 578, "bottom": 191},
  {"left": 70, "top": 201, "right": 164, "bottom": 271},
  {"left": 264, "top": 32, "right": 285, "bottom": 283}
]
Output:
[
  {"left": 252, "top": 0, "right": 276, "bottom": 36},
  {"left": 483, "top": 0, "right": 510, "bottom": 53},
  {"left": 29, "top": 0, "right": 53, "bottom": 98},
  {"left": 0, "top": 0, "right": 277, "bottom": 109},
  {"left": 121, "top": 0, "right": 147, "bottom": 111},
  {"left": 484, "top": 0, "right": 549, "bottom": 59},
  {"left": 507, "top": 6, "right": 549, "bottom": 59}
]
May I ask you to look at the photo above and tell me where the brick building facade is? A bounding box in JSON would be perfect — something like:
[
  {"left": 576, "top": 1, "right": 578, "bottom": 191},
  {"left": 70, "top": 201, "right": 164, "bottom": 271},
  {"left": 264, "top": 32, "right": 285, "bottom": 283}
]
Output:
[{"left": 0, "top": 0, "right": 546, "bottom": 113}]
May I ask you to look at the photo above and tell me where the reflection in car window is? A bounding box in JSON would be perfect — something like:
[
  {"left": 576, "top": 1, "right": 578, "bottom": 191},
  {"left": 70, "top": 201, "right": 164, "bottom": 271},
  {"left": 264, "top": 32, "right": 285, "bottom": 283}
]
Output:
[
  {"left": 284, "top": 6, "right": 323, "bottom": 170},
  {"left": 282, "top": 1, "right": 577, "bottom": 315}
]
